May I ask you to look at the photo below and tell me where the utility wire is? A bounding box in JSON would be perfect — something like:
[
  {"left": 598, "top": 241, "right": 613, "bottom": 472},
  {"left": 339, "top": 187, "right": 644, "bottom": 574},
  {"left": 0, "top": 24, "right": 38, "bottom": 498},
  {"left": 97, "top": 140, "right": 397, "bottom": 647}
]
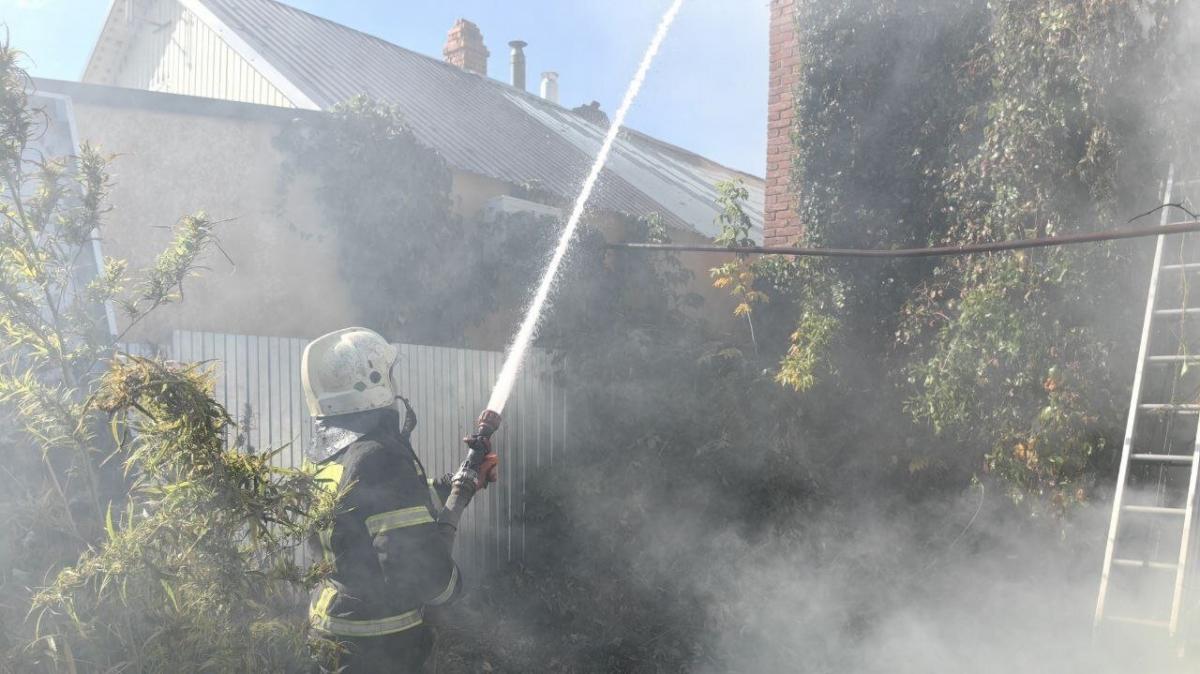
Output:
[{"left": 610, "top": 219, "right": 1200, "bottom": 259}]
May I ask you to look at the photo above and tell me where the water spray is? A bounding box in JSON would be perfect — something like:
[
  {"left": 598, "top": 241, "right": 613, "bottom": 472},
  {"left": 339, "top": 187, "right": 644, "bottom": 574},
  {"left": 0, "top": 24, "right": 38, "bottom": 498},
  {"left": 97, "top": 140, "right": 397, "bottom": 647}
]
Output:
[{"left": 484, "top": 0, "right": 686, "bottom": 416}]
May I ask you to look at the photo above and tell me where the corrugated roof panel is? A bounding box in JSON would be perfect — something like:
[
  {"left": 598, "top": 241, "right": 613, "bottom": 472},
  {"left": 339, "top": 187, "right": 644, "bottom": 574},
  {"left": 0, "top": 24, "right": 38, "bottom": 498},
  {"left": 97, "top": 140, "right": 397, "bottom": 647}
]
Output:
[{"left": 197, "top": 0, "right": 763, "bottom": 240}]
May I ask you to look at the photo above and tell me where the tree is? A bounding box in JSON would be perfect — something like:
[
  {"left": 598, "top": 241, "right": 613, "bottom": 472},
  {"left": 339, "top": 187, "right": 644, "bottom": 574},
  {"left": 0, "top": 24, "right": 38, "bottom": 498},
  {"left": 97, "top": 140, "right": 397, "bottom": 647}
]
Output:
[{"left": 0, "top": 42, "right": 329, "bottom": 671}]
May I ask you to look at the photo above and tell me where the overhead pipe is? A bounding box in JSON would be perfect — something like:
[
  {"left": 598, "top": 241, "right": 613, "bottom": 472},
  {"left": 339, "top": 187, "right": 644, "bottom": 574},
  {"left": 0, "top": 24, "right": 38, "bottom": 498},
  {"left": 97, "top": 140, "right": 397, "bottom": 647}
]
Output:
[{"left": 609, "top": 219, "right": 1200, "bottom": 259}]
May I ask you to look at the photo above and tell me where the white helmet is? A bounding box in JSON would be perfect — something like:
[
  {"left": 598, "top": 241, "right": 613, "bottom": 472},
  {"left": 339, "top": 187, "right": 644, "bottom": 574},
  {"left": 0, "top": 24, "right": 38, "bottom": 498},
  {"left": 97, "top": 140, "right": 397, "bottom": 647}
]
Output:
[{"left": 301, "top": 327, "right": 399, "bottom": 418}]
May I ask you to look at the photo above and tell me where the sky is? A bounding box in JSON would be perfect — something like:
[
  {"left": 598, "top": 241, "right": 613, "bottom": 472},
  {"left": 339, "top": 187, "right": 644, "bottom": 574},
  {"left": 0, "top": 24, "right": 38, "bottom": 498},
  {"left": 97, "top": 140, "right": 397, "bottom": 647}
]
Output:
[{"left": 0, "top": 0, "right": 769, "bottom": 176}]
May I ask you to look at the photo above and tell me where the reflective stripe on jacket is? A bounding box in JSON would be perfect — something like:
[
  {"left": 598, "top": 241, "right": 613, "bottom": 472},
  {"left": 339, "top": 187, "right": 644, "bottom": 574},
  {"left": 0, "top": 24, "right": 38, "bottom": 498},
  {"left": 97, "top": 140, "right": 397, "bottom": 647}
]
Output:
[{"left": 310, "top": 584, "right": 424, "bottom": 637}]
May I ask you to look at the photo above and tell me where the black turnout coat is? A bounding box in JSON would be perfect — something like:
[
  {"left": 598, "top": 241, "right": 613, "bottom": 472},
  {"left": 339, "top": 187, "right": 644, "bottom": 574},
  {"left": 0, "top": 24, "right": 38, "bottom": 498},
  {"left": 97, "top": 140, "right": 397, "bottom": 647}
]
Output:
[{"left": 307, "top": 408, "right": 460, "bottom": 646}]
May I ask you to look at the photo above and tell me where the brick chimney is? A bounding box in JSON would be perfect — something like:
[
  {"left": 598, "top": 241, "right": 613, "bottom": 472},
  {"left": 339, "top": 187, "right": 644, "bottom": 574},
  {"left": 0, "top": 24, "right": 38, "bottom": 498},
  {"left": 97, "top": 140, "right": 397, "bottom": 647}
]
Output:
[
  {"left": 765, "top": 0, "right": 802, "bottom": 246},
  {"left": 444, "top": 19, "right": 489, "bottom": 76}
]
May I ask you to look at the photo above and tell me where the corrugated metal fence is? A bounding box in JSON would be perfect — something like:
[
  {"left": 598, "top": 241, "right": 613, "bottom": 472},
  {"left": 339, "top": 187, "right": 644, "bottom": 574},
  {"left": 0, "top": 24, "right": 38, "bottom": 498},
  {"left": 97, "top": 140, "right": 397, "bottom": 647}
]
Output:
[{"left": 169, "top": 330, "right": 567, "bottom": 583}]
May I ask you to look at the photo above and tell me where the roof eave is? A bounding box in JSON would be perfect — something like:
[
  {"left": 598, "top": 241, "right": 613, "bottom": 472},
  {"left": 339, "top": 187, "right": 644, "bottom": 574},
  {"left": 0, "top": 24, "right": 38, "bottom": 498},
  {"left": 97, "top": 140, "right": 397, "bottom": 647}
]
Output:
[{"left": 81, "top": 0, "right": 125, "bottom": 84}]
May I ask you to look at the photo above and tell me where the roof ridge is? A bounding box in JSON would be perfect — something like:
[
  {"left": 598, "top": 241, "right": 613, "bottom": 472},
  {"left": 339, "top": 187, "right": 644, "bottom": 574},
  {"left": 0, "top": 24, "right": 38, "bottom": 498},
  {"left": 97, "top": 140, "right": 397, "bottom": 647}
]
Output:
[
  {"left": 200, "top": 0, "right": 760, "bottom": 179},
  {"left": 204, "top": 0, "right": 584, "bottom": 107},
  {"left": 200, "top": 0, "right": 490, "bottom": 85}
]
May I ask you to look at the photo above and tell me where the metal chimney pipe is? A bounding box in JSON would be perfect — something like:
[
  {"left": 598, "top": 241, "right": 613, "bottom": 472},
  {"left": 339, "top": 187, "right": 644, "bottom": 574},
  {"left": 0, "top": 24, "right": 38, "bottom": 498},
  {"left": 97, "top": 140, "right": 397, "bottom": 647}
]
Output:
[
  {"left": 540, "top": 71, "right": 559, "bottom": 104},
  {"left": 509, "top": 40, "right": 528, "bottom": 90}
]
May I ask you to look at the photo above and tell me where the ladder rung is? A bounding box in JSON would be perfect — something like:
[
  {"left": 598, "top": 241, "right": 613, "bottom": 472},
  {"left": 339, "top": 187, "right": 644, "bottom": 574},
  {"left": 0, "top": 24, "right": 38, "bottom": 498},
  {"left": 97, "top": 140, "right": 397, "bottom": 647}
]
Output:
[
  {"left": 1131, "top": 453, "right": 1196, "bottom": 465},
  {"left": 1146, "top": 355, "right": 1200, "bottom": 363},
  {"left": 1105, "top": 615, "right": 1170, "bottom": 629},
  {"left": 1160, "top": 263, "right": 1200, "bottom": 272},
  {"left": 1153, "top": 308, "right": 1200, "bottom": 318},
  {"left": 1122, "top": 505, "right": 1187, "bottom": 516},
  {"left": 1138, "top": 403, "right": 1200, "bottom": 413},
  {"left": 1111, "top": 558, "right": 1179, "bottom": 571}
]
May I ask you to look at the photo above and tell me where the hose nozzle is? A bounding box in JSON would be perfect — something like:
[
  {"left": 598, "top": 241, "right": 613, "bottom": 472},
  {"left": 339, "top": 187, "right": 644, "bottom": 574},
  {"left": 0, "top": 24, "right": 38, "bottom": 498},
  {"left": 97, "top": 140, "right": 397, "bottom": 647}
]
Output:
[
  {"left": 474, "top": 409, "right": 502, "bottom": 439},
  {"left": 463, "top": 409, "right": 502, "bottom": 461}
]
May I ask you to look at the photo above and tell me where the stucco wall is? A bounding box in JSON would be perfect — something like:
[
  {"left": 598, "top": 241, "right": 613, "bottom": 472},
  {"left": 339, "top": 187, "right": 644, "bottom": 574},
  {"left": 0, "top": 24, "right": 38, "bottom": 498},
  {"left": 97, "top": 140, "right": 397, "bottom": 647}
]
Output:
[{"left": 69, "top": 99, "right": 359, "bottom": 343}]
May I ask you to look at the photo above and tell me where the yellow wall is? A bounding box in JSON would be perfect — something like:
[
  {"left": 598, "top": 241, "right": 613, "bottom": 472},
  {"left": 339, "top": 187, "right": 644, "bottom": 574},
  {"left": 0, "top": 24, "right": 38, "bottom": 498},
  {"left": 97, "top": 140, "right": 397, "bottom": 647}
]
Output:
[{"left": 451, "top": 172, "right": 511, "bottom": 218}]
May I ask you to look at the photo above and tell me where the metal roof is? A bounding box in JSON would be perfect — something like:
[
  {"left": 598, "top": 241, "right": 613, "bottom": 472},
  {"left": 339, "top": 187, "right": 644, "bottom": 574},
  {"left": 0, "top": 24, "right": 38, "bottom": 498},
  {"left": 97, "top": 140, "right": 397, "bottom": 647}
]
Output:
[{"left": 194, "top": 0, "right": 763, "bottom": 240}]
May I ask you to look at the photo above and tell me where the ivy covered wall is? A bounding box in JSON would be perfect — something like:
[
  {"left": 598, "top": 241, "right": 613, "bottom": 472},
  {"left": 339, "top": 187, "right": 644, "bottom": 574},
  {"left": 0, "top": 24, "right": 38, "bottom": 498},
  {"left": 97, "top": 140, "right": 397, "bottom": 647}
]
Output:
[{"left": 756, "top": 0, "right": 1200, "bottom": 512}]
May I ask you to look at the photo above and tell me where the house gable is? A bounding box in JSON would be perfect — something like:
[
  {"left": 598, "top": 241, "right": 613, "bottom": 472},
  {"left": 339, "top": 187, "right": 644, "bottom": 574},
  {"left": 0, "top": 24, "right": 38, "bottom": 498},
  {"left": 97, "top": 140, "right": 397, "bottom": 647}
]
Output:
[{"left": 83, "top": 0, "right": 311, "bottom": 109}]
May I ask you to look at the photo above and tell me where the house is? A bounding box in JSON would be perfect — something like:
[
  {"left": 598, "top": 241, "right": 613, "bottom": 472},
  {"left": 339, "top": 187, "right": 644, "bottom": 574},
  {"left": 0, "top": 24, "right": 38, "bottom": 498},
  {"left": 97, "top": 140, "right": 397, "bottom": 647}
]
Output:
[{"left": 62, "top": 0, "right": 764, "bottom": 346}]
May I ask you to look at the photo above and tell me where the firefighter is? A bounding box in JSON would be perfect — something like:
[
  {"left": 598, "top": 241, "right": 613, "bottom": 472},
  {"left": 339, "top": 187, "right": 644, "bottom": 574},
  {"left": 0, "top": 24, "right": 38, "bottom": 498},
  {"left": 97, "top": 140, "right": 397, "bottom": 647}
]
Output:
[{"left": 301, "top": 327, "right": 498, "bottom": 672}]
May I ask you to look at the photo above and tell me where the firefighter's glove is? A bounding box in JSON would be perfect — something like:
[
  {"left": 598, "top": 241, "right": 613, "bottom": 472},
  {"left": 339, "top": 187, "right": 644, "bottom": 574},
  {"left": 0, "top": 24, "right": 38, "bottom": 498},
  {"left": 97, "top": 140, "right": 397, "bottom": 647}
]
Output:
[
  {"left": 476, "top": 452, "right": 499, "bottom": 491},
  {"left": 450, "top": 452, "right": 499, "bottom": 493},
  {"left": 462, "top": 430, "right": 498, "bottom": 490}
]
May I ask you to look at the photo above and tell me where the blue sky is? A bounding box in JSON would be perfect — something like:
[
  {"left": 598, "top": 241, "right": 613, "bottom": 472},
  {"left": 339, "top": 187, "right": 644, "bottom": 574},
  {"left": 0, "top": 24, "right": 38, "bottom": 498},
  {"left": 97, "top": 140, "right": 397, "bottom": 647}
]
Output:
[{"left": 0, "top": 0, "right": 769, "bottom": 175}]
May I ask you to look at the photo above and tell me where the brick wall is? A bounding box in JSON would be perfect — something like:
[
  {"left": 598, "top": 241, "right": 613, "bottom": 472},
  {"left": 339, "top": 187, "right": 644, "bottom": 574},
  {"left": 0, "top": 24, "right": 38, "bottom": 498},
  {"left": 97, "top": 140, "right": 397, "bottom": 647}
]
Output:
[{"left": 765, "top": 0, "right": 802, "bottom": 246}]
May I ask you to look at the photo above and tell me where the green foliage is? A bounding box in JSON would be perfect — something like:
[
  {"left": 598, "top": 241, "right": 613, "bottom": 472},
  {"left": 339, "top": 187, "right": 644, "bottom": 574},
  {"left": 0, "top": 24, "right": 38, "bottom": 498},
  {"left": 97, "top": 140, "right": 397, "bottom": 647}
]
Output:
[
  {"left": 712, "top": 0, "right": 977, "bottom": 393},
  {"left": 0, "top": 42, "right": 325, "bottom": 671},
  {"left": 32, "top": 358, "right": 328, "bottom": 673},
  {"left": 772, "top": 0, "right": 990, "bottom": 390},
  {"left": 712, "top": 180, "right": 756, "bottom": 250},
  {"left": 710, "top": 181, "right": 844, "bottom": 391},
  {"left": 777, "top": 309, "right": 839, "bottom": 392},
  {"left": 897, "top": 0, "right": 1179, "bottom": 511},
  {"left": 276, "top": 95, "right": 486, "bottom": 345},
  {"left": 711, "top": 180, "right": 769, "bottom": 319},
  {"left": 121, "top": 214, "right": 219, "bottom": 325}
]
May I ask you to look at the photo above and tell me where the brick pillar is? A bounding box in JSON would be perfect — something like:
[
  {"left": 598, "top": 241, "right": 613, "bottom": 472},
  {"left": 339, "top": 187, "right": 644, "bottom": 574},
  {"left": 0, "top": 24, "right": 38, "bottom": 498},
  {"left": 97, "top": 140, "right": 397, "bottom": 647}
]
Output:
[
  {"left": 444, "top": 19, "right": 489, "bottom": 76},
  {"left": 765, "top": 0, "right": 802, "bottom": 246}
]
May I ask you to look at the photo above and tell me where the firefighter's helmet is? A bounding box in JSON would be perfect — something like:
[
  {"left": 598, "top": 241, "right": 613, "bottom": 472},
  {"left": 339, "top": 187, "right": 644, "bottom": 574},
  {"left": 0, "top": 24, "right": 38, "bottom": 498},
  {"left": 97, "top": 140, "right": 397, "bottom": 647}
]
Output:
[{"left": 301, "top": 327, "right": 399, "bottom": 418}]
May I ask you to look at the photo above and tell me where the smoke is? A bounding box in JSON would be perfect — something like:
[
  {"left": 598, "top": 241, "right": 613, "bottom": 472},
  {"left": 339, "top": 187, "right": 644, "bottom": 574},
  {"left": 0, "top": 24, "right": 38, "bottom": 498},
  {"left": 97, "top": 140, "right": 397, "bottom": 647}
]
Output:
[
  {"left": 689, "top": 494, "right": 1105, "bottom": 674},
  {"left": 506, "top": 460, "right": 1190, "bottom": 673}
]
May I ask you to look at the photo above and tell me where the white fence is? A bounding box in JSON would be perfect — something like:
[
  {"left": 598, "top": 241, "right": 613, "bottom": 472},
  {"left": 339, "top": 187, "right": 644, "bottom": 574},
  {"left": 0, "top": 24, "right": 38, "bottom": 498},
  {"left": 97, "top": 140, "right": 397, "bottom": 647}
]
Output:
[{"left": 169, "top": 330, "right": 568, "bottom": 583}]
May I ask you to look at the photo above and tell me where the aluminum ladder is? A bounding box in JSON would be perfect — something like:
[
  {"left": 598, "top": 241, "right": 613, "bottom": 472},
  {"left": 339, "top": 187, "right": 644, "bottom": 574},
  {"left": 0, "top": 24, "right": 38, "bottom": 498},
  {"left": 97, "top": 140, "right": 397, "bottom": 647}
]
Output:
[{"left": 1095, "top": 166, "right": 1200, "bottom": 640}]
